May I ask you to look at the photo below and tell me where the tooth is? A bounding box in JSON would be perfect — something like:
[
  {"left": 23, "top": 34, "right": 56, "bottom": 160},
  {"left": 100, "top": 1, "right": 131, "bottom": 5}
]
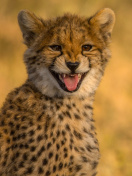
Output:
[
  {"left": 63, "top": 74, "right": 66, "bottom": 78},
  {"left": 78, "top": 74, "right": 81, "bottom": 78}
]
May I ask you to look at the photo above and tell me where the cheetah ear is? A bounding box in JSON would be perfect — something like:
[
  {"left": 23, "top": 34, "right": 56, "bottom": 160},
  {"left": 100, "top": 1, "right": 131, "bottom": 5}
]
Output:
[
  {"left": 89, "top": 8, "right": 115, "bottom": 36},
  {"left": 18, "top": 10, "right": 44, "bottom": 47}
]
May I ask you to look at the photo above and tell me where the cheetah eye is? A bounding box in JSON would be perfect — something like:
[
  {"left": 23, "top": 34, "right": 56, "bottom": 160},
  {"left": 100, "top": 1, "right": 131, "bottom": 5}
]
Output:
[
  {"left": 50, "top": 45, "right": 62, "bottom": 51},
  {"left": 82, "top": 45, "right": 92, "bottom": 52}
]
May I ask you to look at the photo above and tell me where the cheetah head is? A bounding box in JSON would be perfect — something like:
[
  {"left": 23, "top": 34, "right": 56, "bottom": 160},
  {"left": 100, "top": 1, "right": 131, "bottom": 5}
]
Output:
[{"left": 18, "top": 9, "right": 115, "bottom": 98}]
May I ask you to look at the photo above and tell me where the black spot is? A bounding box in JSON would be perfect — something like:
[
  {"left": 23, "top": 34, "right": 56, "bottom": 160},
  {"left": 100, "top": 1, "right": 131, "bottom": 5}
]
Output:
[
  {"left": 89, "top": 132, "right": 94, "bottom": 138},
  {"left": 58, "top": 114, "right": 63, "bottom": 121},
  {"left": 45, "top": 134, "right": 48, "bottom": 140},
  {"left": 16, "top": 124, "right": 20, "bottom": 130},
  {"left": 4, "top": 129, "right": 8, "bottom": 134},
  {"left": 91, "top": 124, "right": 95, "bottom": 130},
  {"left": 50, "top": 132, "right": 53, "bottom": 137},
  {"left": 80, "top": 147, "right": 85, "bottom": 151},
  {"left": 31, "top": 155, "right": 37, "bottom": 162},
  {"left": 73, "top": 130, "right": 82, "bottom": 140},
  {"left": 56, "top": 143, "right": 60, "bottom": 150},
  {"left": 8, "top": 121, "right": 14, "bottom": 127},
  {"left": 12, "top": 136, "right": 17, "bottom": 141},
  {"left": 37, "top": 146, "right": 45, "bottom": 157},
  {"left": 37, "top": 125, "right": 42, "bottom": 130},
  {"left": 37, "top": 112, "right": 44, "bottom": 121},
  {"left": 75, "top": 165, "right": 82, "bottom": 172},
  {"left": 47, "top": 142, "right": 52, "bottom": 149},
  {"left": 49, "top": 152, "right": 53, "bottom": 159},
  {"left": 74, "top": 113, "right": 81, "bottom": 120},
  {"left": 92, "top": 161, "right": 98, "bottom": 169},
  {"left": 25, "top": 143, "right": 29, "bottom": 149},
  {"left": 56, "top": 130, "right": 60, "bottom": 137},
  {"left": 43, "top": 104, "right": 47, "bottom": 109},
  {"left": 92, "top": 173, "right": 97, "bottom": 176},
  {"left": 66, "top": 104, "right": 71, "bottom": 109},
  {"left": 17, "top": 98, "right": 22, "bottom": 103},
  {"left": 70, "top": 155, "right": 74, "bottom": 160},
  {"left": 38, "top": 167, "right": 44, "bottom": 174},
  {"left": 45, "top": 115, "right": 51, "bottom": 132},
  {"left": 64, "top": 147, "right": 68, "bottom": 152},
  {"left": 37, "top": 135, "right": 43, "bottom": 142},
  {"left": 6, "top": 138, "right": 10, "bottom": 144},
  {"left": 51, "top": 123, "right": 56, "bottom": 128},
  {"left": 65, "top": 111, "right": 71, "bottom": 118},
  {"left": 21, "top": 116, "right": 26, "bottom": 121},
  {"left": 4, "top": 153, "right": 8, "bottom": 160},
  {"left": 2, "top": 161, "right": 6, "bottom": 166},
  {"left": 70, "top": 138, "right": 74, "bottom": 143},
  {"left": 28, "top": 138, "right": 34, "bottom": 144},
  {"left": 81, "top": 156, "right": 89, "bottom": 162},
  {"left": 83, "top": 111, "right": 89, "bottom": 118},
  {"left": 19, "top": 161, "right": 24, "bottom": 168},
  {"left": 29, "top": 130, "right": 35, "bottom": 136},
  {"left": 62, "top": 130, "right": 66, "bottom": 136},
  {"left": 30, "top": 146, "right": 36, "bottom": 152},
  {"left": 29, "top": 120, "right": 34, "bottom": 126},
  {"left": 65, "top": 124, "right": 71, "bottom": 131},
  {"left": 56, "top": 104, "right": 60, "bottom": 110},
  {"left": 21, "top": 126, "right": 28, "bottom": 130},
  {"left": 19, "top": 144, "right": 24, "bottom": 149},
  {"left": 69, "top": 167, "right": 73, "bottom": 172},
  {"left": 64, "top": 163, "right": 67, "bottom": 167},
  {"left": 53, "top": 165, "right": 56, "bottom": 173},
  {"left": 58, "top": 162, "right": 63, "bottom": 170},
  {"left": 21, "top": 133, "right": 26, "bottom": 139},
  {"left": 86, "top": 145, "right": 92, "bottom": 152},
  {"left": 52, "top": 137, "right": 56, "bottom": 143},
  {"left": 61, "top": 138, "right": 66, "bottom": 146},
  {"left": 69, "top": 144, "right": 73, "bottom": 150},
  {"left": 25, "top": 167, "right": 33, "bottom": 174},
  {"left": 23, "top": 153, "right": 28, "bottom": 160},
  {"left": 9, "top": 105, "right": 14, "bottom": 109},
  {"left": 45, "top": 171, "right": 51, "bottom": 176},
  {"left": 84, "top": 105, "right": 93, "bottom": 109},
  {"left": 55, "top": 154, "right": 59, "bottom": 161},
  {"left": 15, "top": 152, "right": 20, "bottom": 158},
  {"left": 43, "top": 158, "right": 48, "bottom": 165},
  {"left": 74, "top": 147, "right": 79, "bottom": 152},
  {"left": 72, "top": 103, "right": 76, "bottom": 107},
  {"left": 64, "top": 153, "right": 68, "bottom": 158},
  {"left": 83, "top": 127, "right": 89, "bottom": 134}
]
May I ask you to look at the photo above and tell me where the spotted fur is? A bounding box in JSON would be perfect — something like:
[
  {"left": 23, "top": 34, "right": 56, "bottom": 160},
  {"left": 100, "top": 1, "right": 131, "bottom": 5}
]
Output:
[{"left": 0, "top": 8, "right": 115, "bottom": 176}]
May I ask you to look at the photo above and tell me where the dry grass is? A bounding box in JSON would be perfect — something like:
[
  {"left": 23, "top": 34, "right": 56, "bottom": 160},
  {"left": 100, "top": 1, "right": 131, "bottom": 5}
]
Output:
[{"left": 0, "top": 0, "right": 132, "bottom": 175}]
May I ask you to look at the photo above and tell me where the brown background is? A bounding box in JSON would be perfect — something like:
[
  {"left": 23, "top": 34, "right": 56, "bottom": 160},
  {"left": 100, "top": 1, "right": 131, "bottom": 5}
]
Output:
[{"left": 0, "top": 0, "right": 132, "bottom": 175}]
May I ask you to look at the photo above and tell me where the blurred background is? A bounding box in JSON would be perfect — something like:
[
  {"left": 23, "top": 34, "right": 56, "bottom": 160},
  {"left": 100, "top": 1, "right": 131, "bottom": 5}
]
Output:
[{"left": 0, "top": 0, "right": 132, "bottom": 175}]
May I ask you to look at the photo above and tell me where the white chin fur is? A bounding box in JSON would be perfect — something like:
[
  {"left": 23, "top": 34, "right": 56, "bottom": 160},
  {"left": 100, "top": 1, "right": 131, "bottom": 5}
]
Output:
[{"left": 30, "top": 66, "right": 102, "bottom": 98}]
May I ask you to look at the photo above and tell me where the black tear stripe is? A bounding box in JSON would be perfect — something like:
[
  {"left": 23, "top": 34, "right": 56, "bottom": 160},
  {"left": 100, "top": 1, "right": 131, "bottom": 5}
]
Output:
[
  {"left": 49, "top": 58, "right": 57, "bottom": 70},
  {"left": 88, "top": 57, "right": 92, "bottom": 69},
  {"left": 49, "top": 51, "right": 63, "bottom": 70}
]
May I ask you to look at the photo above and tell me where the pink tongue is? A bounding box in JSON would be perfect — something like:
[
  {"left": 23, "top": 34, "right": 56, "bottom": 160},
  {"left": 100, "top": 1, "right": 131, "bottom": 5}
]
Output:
[{"left": 63, "top": 75, "right": 79, "bottom": 91}]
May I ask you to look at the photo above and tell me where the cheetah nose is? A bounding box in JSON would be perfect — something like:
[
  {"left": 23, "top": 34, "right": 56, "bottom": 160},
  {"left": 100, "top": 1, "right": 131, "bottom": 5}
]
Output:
[{"left": 66, "top": 62, "right": 79, "bottom": 73}]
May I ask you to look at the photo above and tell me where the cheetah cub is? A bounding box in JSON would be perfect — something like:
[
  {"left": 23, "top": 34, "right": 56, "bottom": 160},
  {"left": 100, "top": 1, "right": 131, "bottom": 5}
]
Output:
[{"left": 0, "top": 8, "right": 115, "bottom": 176}]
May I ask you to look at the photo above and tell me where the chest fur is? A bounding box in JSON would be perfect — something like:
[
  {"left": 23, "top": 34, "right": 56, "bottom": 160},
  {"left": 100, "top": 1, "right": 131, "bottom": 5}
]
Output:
[{"left": 5, "top": 96, "right": 100, "bottom": 175}]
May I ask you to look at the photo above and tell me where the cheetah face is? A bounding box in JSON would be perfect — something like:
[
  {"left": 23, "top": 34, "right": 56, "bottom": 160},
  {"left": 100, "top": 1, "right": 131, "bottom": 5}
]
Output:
[
  {"left": 48, "top": 44, "right": 91, "bottom": 93},
  {"left": 18, "top": 9, "right": 115, "bottom": 97}
]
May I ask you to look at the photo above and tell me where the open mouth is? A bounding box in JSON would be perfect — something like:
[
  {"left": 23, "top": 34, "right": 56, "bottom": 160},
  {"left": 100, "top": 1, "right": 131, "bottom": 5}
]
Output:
[{"left": 49, "top": 70, "right": 88, "bottom": 92}]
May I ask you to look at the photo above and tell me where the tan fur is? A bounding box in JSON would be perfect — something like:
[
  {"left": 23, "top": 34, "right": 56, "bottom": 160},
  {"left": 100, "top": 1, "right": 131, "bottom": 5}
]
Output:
[{"left": 0, "top": 9, "right": 115, "bottom": 176}]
